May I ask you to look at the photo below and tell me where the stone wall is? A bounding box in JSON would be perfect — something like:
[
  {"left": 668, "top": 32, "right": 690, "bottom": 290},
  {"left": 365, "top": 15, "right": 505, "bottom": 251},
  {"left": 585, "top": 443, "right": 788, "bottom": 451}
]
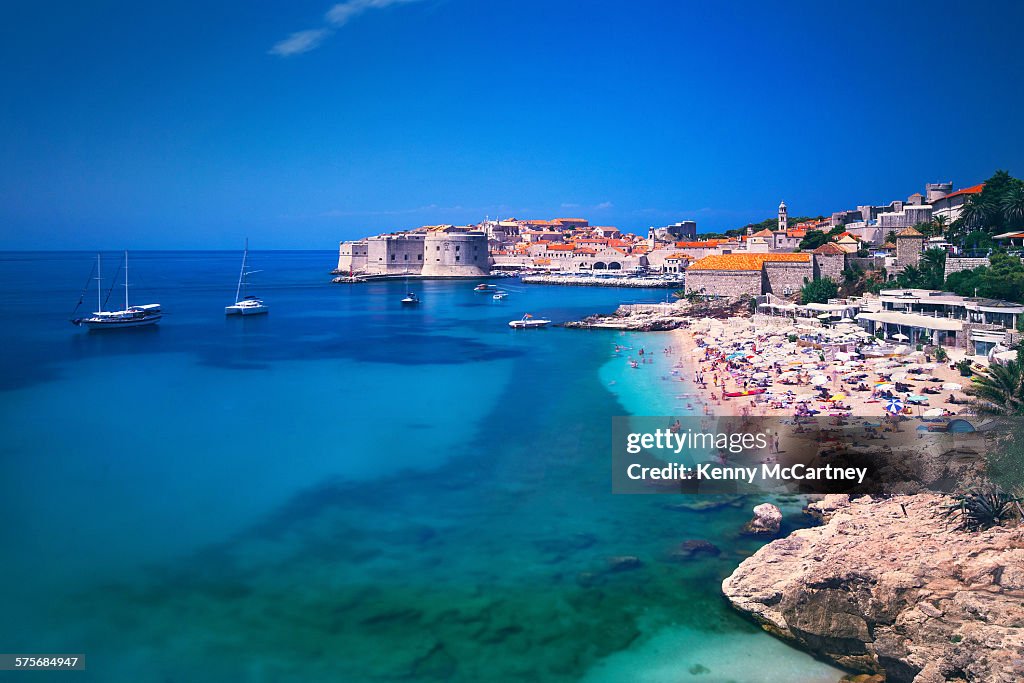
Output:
[
  {"left": 944, "top": 257, "right": 989, "bottom": 279},
  {"left": 895, "top": 236, "right": 924, "bottom": 270},
  {"left": 337, "top": 241, "right": 368, "bottom": 273},
  {"left": 685, "top": 270, "right": 761, "bottom": 297},
  {"left": 365, "top": 234, "right": 427, "bottom": 275},
  {"left": 421, "top": 232, "right": 490, "bottom": 277},
  {"left": 813, "top": 253, "right": 845, "bottom": 283},
  {"left": 762, "top": 261, "right": 812, "bottom": 297}
]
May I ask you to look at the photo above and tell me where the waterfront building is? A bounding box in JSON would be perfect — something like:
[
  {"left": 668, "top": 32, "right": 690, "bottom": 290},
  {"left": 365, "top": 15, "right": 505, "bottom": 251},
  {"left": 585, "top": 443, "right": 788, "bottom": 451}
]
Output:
[{"left": 856, "top": 288, "right": 1024, "bottom": 354}]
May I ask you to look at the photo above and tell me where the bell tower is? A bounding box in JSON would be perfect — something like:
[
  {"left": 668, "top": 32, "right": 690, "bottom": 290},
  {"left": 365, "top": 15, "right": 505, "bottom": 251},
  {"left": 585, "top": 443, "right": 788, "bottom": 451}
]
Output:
[{"left": 778, "top": 200, "right": 788, "bottom": 232}]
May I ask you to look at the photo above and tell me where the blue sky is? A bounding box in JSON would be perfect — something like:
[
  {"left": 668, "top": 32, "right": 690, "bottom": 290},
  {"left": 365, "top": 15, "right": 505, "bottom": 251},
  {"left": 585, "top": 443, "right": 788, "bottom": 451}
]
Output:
[{"left": 2, "top": 0, "right": 1023, "bottom": 249}]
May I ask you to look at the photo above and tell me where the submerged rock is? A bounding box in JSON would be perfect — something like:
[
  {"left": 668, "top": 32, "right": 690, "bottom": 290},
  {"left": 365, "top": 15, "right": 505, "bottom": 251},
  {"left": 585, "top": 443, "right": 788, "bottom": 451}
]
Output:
[
  {"left": 743, "top": 503, "right": 782, "bottom": 535},
  {"left": 722, "top": 494, "right": 1024, "bottom": 682},
  {"left": 668, "top": 539, "right": 721, "bottom": 562},
  {"left": 605, "top": 555, "right": 642, "bottom": 573}
]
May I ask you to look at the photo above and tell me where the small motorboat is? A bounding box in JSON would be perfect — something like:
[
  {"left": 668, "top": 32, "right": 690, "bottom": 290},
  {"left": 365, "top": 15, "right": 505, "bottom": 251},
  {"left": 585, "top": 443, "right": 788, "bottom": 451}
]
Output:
[
  {"left": 474, "top": 283, "right": 498, "bottom": 292},
  {"left": 492, "top": 291, "right": 508, "bottom": 301},
  {"left": 401, "top": 293, "right": 420, "bottom": 305},
  {"left": 508, "top": 314, "right": 551, "bottom": 329}
]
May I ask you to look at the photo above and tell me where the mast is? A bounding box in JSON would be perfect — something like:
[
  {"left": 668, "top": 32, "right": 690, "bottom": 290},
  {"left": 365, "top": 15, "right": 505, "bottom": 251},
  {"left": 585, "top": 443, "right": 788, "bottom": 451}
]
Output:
[
  {"left": 124, "top": 250, "right": 129, "bottom": 310},
  {"left": 235, "top": 238, "right": 247, "bottom": 303},
  {"left": 97, "top": 253, "right": 102, "bottom": 313}
]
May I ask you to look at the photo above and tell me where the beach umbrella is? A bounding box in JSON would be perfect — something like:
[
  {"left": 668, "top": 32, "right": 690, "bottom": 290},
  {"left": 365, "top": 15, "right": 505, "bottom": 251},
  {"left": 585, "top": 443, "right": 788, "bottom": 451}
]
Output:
[
  {"left": 892, "top": 333, "right": 910, "bottom": 341},
  {"left": 811, "top": 375, "right": 828, "bottom": 385},
  {"left": 885, "top": 398, "right": 905, "bottom": 414},
  {"left": 830, "top": 393, "right": 846, "bottom": 401},
  {"left": 875, "top": 383, "right": 895, "bottom": 392},
  {"left": 942, "top": 382, "right": 962, "bottom": 391},
  {"left": 923, "top": 408, "right": 944, "bottom": 417}
]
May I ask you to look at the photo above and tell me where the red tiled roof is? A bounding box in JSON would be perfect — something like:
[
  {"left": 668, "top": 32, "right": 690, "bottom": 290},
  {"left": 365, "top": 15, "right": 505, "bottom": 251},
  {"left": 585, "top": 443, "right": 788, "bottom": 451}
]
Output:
[
  {"left": 687, "top": 253, "right": 810, "bottom": 271},
  {"left": 813, "top": 243, "right": 847, "bottom": 255},
  {"left": 942, "top": 183, "right": 984, "bottom": 200}
]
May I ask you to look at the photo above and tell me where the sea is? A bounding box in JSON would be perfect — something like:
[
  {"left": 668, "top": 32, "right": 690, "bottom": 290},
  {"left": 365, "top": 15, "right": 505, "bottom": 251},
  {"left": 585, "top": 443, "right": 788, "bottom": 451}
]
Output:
[{"left": 0, "top": 251, "right": 844, "bottom": 683}]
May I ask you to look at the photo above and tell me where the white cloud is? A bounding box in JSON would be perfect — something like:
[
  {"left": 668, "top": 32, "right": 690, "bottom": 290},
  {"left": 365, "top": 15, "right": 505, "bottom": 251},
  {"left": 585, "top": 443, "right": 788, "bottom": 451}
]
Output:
[
  {"left": 326, "top": 0, "right": 422, "bottom": 27},
  {"left": 269, "top": 29, "right": 333, "bottom": 57},
  {"left": 270, "top": 0, "right": 424, "bottom": 57},
  {"left": 595, "top": 201, "right": 614, "bottom": 210}
]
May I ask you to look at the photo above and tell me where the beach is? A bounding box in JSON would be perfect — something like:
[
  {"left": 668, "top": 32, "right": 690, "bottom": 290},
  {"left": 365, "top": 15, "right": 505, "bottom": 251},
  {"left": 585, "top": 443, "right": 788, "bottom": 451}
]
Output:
[{"left": 667, "top": 316, "right": 975, "bottom": 419}]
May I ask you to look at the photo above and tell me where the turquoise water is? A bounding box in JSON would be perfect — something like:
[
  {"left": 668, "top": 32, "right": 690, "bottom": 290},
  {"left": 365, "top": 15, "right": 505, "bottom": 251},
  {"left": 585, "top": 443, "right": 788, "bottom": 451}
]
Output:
[{"left": 0, "top": 251, "right": 843, "bottom": 682}]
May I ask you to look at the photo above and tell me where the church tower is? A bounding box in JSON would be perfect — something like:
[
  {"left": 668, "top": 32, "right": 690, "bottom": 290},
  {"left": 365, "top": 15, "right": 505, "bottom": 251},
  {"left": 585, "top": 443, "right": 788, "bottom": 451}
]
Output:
[{"left": 778, "top": 200, "right": 788, "bottom": 232}]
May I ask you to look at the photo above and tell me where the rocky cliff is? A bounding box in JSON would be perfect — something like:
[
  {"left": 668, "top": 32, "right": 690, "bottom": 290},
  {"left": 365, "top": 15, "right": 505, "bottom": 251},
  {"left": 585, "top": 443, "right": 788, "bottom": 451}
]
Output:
[{"left": 721, "top": 494, "right": 1024, "bottom": 682}]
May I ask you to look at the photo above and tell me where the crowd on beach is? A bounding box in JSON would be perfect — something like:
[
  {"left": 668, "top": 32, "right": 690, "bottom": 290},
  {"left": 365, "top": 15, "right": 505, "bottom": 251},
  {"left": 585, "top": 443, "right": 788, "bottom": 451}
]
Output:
[
  {"left": 617, "top": 317, "right": 975, "bottom": 421},
  {"left": 679, "top": 318, "right": 972, "bottom": 419}
]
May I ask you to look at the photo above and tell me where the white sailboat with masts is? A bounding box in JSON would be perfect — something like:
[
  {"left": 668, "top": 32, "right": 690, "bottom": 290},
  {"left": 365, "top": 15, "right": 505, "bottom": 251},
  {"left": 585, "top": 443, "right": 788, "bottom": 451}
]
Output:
[
  {"left": 225, "top": 239, "right": 268, "bottom": 315},
  {"left": 71, "top": 252, "right": 162, "bottom": 329}
]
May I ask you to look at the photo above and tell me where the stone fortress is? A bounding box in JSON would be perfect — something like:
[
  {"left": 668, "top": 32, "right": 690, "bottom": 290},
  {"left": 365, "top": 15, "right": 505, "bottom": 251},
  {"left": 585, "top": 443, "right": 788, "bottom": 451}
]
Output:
[{"left": 337, "top": 225, "right": 490, "bottom": 278}]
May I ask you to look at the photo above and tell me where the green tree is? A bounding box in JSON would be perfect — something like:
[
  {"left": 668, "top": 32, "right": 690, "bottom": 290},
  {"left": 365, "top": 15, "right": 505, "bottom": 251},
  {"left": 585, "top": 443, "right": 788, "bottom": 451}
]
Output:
[
  {"left": 968, "top": 348, "right": 1024, "bottom": 415},
  {"left": 896, "top": 247, "right": 946, "bottom": 289},
  {"left": 946, "top": 252, "right": 1024, "bottom": 302},
  {"left": 1002, "top": 184, "right": 1024, "bottom": 226},
  {"left": 800, "top": 277, "right": 838, "bottom": 304},
  {"left": 949, "top": 170, "right": 1024, "bottom": 244},
  {"left": 959, "top": 195, "right": 995, "bottom": 232},
  {"left": 799, "top": 230, "right": 829, "bottom": 251}
]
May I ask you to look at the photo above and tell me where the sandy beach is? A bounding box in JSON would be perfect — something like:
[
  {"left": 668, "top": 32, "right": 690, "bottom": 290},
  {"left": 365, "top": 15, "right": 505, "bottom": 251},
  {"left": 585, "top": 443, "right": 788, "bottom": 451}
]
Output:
[{"left": 662, "top": 316, "right": 976, "bottom": 420}]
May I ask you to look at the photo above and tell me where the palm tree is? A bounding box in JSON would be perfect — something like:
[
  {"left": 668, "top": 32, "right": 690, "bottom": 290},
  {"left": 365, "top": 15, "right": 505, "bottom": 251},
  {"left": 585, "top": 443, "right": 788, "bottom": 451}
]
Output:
[
  {"left": 969, "top": 351, "right": 1024, "bottom": 415},
  {"left": 1001, "top": 185, "right": 1024, "bottom": 228},
  {"left": 932, "top": 214, "right": 948, "bottom": 236},
  {"left": 959, "top": 195, "right": 994, "bottom": 231}
]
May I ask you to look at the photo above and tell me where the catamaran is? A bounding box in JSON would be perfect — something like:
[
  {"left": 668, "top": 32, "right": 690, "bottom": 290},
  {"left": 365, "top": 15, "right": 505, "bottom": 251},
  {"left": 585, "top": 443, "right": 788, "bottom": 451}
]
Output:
[
  {"left": 225, "top": 239, "right": 268, "bottom": 316},
  {"left": 71, "top": 252, "right": 162, "bottom": 329}
]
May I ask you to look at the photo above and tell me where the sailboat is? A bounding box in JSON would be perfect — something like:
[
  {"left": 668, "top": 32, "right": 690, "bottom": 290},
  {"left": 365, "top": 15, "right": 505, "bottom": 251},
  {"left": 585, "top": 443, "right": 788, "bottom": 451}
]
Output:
[
  {"left": 71, "top": 252, "right": 162, "bottom": 329},
  {"left": 225, "top": 239, "right": 268, "bottom": 316}
]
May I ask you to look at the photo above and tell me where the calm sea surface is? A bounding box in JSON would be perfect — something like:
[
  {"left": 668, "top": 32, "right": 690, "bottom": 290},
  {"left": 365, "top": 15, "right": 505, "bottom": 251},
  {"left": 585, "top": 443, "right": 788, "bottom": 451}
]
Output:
[{"left": 0, "top": 251, "right": 842, "bottom": 682}]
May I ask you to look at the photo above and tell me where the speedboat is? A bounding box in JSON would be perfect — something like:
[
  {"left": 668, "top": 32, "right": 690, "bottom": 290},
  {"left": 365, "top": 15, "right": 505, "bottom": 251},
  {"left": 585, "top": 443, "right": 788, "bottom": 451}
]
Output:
[
  {"left": 508, "top": 314, "right": 551, "bottom": 329},
  {"left": 71, "top": 252, "right": 162, "bottom": 330},
  {"left": 474, "top": 283, "right": 498, "bottom": 292},
  {"left": 401, "top": 292, "right": 420, "bottom": 305},
  {"left": 226, "top": 239, "right": 268, "bottom": 316},
  {"left": 492, "top": 291, "right": 508, "bottom": 301}
]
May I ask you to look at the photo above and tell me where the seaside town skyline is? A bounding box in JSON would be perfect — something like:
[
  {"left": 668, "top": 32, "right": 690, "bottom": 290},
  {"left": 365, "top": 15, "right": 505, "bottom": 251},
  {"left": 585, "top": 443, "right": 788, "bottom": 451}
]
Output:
[{"left": 2, "top": 1, "right": 1023, "bottom": 249}]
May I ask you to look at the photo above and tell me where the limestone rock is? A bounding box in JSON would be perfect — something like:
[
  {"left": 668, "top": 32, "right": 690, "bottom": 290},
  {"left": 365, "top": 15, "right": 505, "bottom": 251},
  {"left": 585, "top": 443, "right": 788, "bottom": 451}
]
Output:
[
  {"left": 743, "top": 503, "right": 783, "bottom": 535},
  {"left": 722, "top": 494, "right": 1024, "bottom": 682}
]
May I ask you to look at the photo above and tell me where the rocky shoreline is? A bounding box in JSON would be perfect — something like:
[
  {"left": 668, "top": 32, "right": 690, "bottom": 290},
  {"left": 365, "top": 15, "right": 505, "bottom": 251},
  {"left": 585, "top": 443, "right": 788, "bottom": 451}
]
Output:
[
  {"left": 722, "top": 494, "right": 1024, "bottom": 682},
  {"left": 562, "top": 297, "right": 751, "bottom": 330}
]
